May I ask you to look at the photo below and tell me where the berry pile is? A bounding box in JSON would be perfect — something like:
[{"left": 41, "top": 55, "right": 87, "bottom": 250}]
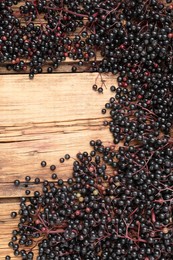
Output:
[
  {"left": 0, "top": 0, "right": 172, "bottom": 80},
  {"left": 2, "top": 0, "right": 173, "bottom": 259},
  {"left": 8, "top": 137, "right": 173, "bottom": 259}
]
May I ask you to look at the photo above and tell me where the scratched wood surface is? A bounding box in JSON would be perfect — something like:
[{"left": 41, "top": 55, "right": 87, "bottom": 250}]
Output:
[
  {"left": 0, "top": 73, "right": 115, "bottom": 185},
  {"left": 0, "top": 70, "right": 116, "bottom": 258}
]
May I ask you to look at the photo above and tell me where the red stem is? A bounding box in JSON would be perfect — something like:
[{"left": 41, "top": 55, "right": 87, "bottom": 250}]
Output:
[{"left": 44, "top": 7, "right": 88, "bottom": 18}]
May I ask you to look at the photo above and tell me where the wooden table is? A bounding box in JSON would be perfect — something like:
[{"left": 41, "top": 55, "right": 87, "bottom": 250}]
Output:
[
  {"left": 0, "top": 63, "right": 115, "bottom": 258},
  {"left": 1, "top": 2, "right": 172, "bottom": 258}
]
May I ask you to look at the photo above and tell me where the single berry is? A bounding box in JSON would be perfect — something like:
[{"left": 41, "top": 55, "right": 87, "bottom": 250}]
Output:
[
  {"left": 41, "top": 161, "right": 46, "bottom": 167},
  {"left": 65, "top": 154, "right": 70, "bottom": 160},
  {"left": 50, "top": 165, "right": 56, "bottom": 171},
  {"left": 11, "top": 212, "right": 17, "bottom": 218},
  {"left": 14, "top": 180, "right": 20, "bottom": 186}
]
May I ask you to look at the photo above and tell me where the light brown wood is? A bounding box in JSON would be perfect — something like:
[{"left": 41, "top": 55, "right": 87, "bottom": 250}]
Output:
[
  {"left": 0, "top": 183, "right": 42, "bottom": 198},
  {"left": 0, "top": 73, "right": 115, "bottom": 191}
]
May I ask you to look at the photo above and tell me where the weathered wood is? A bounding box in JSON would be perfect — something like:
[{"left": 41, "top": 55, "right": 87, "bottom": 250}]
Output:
[
  {"left": 0, "top": 183, "right": 42, "bottom": 198},
  {"left": 0, "top": 73, "right": 115, "bottom": 190}
]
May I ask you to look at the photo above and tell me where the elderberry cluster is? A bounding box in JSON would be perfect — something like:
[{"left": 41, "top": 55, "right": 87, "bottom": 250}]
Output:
[
  {"left": 3, "top": 0, "right": 173, "bottom": 259},
  {"left": 0, "top": 0, "right": 172, "bottom": 80},
  {"left": 8, "top": 136, "right": 173, "bottom": 259}
]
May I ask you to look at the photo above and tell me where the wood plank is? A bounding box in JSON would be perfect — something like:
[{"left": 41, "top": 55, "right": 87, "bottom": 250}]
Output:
[{"left": 0, "top": 73, "right": 115, "bottom": 193}]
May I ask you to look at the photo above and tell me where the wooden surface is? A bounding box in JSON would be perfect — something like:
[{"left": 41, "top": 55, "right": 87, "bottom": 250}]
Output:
[
  {"left": 0, "top": 70, "right": 116, "bottom": 258},
  {"left": 0, "top": 1, "right": 170, "bottom": 258}
]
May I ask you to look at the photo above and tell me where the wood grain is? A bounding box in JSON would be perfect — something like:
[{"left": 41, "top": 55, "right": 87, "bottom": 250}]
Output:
[{"left": 0, "top": 73, "right": 115, "bottom": 192}]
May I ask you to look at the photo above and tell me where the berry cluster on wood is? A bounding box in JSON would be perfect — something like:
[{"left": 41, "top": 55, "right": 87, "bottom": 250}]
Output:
[
  {"left": 9, "top": 136, "right": 173, "bottom": 259},
  {"left": 2, "top": 0, "right": 173, "bottom": 259}
]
